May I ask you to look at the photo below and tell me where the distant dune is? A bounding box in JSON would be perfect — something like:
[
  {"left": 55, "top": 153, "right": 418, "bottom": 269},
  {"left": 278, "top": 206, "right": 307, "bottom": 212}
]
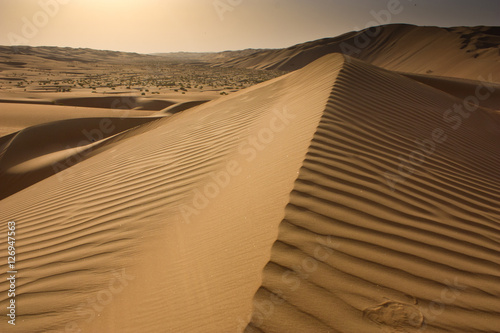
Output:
[
  {"left": 214, "top": 24, "right": 500, "bottom": 81},
  {"left": 151, "top": 49, "right": 271, "bottom": 63},
  {"left": 0, "top": 45, "right": 151, "bottom": 64},
  {"left": 0, "top": 25, "right": 499, "bottom": 333}
]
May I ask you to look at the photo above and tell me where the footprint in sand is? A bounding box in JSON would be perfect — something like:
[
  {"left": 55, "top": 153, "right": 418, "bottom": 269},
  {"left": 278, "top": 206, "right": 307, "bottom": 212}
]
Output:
[{"left": 363, "top": 301, "right": 424, "bottom": 331}]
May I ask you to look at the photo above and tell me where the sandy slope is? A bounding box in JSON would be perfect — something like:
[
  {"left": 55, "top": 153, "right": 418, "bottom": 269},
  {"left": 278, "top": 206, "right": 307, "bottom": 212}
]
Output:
[
  {"left": 0, "top": 102, "right": 158, "bottom": 137},
  {"left": 0, "top": 54, "right": 344, "bottom": 332},
  {"left": 401, "top": 73, "right": 500, "bottom": 110},
  {"left": 246, "top": 57, "right": 500, "bottom": 332},
  {"left": 0, "top": 51, "right": 499, "bottom": 333},
  {"left": 215, "top": 25, "right": 500, "bottom": 82},
  {"left": 0, "top": 116, "right": 164, "bottom": 200},
  {"left": 0, "top": 45, "right": 153, "bottom": 67}
]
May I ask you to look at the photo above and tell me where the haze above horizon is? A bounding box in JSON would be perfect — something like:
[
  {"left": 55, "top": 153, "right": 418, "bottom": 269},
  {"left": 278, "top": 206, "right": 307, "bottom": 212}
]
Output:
[{"left": 0, "top": 0, "right": 499, "bottom": 54}]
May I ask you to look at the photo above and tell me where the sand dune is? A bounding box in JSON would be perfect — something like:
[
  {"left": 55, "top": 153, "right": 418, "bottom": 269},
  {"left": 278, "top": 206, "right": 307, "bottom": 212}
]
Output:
[
  {"left": 215, "top": 25, "right": 500, "bottom": 82},
  {"left": 0, "top": 39, "right": 499, "bottom": 333},
  {"left": 0, "top": 54, "right": 343, "bottom": 332},
  {"left": 0, "top": 116, "right": 162, "bottom": 200},
  {"left": 156, "top": 100, "right": 211, "bottom": 116},
  {"left": 0, "top": 46, "right": 153, "bottom": 66},
  {"left": 401, "top": 73, "right": 500, "bottom": 110},
  {"left": 0, "top": 102, "right": 158, "bottom": 137},
  {"left": 54, "top": 96, "right": 175, "bottom": 111},
  {"left": 246, "top": 56, "right": 500, "bottom": 333}
]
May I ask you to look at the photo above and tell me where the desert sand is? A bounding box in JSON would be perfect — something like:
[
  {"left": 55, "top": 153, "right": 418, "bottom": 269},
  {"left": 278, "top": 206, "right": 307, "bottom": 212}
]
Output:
[
  {"left": 215, "top": 25, "right": 500, "bottom": 80},
  {"left": 0, "top": 25, "right": 499, "bottom": 333}
]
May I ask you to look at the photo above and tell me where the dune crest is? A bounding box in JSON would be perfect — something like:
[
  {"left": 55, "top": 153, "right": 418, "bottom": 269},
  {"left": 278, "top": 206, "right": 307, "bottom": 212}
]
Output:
[
  {"left": 215, "top": 25, "right": 500, "bottom": 82},
  {"left": 246, "top": 56, "right": 500, "bottom": 333},
  {"left": 0, "top": 54, "right": 345, "bottom": 332}
]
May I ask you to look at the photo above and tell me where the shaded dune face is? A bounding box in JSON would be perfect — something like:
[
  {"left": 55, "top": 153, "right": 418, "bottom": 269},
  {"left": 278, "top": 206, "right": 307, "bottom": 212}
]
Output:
[
  {"left": 401, "top": 73, "right": 500, "bottom": 110},
  {"left": 0, "top": 102, "right": 160, "bottom": 137},
  {"left": 156, "top": 100, "right": 211, "bottom": 116},
  {"left": 54, "top": 97, "right": 176, "bottom": 111},
  {"left": 0, "top": 116, "right": 161, "bottom": 200},
  {"left": 246, "top": 57, "right": 500, "bottom": 332}
]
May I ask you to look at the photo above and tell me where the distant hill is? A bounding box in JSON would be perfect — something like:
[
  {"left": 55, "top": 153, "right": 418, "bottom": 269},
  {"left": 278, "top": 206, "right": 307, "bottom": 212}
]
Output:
[
  {"left": 0, "top": 45, "right": 155, "bottom": 64},
  {"left": 2, "top": 24, "right": 499, "bottom": 81},
  {"left": 0, "top": 45, "right": 269, "bottom": 68},
  {"left": 212, "top": 24, "right": 500, "bottom": 81},
  {"left": 151, "top": 49, "right": 270, "bottom": 63}
]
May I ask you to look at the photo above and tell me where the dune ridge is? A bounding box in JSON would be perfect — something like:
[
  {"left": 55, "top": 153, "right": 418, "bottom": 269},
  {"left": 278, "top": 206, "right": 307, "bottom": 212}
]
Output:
[
  {"left": 0, "top": 54, "right": 345, "bottom": 332},
  {"left": 246, "top": 56, "right": 500, "bottom": 332},
  {"left": 215, "top": 25, "right": 500, "bottom": 82}
]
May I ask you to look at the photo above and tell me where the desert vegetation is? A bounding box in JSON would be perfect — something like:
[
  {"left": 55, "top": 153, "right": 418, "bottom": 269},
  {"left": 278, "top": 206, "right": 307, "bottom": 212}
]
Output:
[{"left": 0, "top": 55, "right": 285, "bottom": 96}]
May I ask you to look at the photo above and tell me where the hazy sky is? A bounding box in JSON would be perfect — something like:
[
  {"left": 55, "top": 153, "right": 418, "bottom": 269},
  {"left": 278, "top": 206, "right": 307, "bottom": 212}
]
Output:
[{"left": 0, "top": 0, "right": 498, "bottom": 53}]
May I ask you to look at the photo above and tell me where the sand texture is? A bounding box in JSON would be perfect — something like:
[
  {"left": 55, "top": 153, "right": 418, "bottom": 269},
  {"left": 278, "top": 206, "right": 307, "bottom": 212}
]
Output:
[{"left": 0, "top": 25, "right": 499, "bottom": 333}]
